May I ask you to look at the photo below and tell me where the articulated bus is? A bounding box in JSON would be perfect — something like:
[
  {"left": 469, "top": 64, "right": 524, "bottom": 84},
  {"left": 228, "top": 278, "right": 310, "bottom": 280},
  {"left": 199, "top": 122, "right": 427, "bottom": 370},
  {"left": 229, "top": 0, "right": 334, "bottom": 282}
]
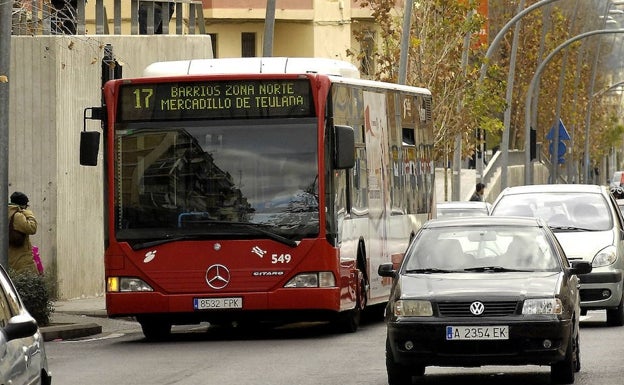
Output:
[{"left": 81, "top": 57, "right": 435, "bottom": 339}]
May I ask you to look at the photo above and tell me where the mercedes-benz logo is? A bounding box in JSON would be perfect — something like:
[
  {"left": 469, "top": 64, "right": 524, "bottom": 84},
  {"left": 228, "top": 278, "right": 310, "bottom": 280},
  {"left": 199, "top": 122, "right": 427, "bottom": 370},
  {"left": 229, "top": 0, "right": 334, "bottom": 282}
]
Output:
[
  {"left": 469, "top": 301, "right": 485, "bottom": 316},
  {"left": 205, "top": 264, "right": 231, "bottom": 290}
]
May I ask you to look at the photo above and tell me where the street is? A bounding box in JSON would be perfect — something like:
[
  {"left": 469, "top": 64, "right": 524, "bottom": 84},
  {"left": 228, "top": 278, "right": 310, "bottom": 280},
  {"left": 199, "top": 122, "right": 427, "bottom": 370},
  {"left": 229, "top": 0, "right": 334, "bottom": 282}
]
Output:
[{"left": 46, "top": 310, "right": 623, "bottom": 385}]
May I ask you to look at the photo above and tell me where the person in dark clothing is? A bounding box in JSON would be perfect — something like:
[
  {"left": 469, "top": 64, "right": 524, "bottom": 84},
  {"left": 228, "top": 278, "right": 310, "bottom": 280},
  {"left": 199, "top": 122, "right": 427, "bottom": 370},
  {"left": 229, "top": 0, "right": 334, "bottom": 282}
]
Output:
[
  {"left": 8, "top": 192, "right": 38, "bottom": 274},
  {"left": 470, "top": 183, "right": 486, "bottom": 202},
  {"left": 139, "top": 2, "right": 175, "bottom": 34}
]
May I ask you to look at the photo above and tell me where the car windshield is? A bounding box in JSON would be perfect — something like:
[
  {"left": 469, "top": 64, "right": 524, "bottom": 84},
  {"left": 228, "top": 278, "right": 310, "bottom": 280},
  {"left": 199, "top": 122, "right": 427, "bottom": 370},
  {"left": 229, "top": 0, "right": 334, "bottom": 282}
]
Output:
[
  {"left": 491, "top": 192, "right": 612, "bottom": 231},
  {"left": 404, "top": 225, "right": 560, "bottom": 272}
]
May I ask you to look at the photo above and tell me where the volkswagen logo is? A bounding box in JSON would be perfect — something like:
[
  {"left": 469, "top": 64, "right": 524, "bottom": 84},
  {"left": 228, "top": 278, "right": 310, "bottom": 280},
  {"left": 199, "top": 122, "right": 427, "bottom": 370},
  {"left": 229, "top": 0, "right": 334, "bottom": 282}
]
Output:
[
  {"left": 205, "top": 264, "right": 231, "bottom": 290},
  {"left": 469, "top": 301, "right": 485, "bottom": 316}
]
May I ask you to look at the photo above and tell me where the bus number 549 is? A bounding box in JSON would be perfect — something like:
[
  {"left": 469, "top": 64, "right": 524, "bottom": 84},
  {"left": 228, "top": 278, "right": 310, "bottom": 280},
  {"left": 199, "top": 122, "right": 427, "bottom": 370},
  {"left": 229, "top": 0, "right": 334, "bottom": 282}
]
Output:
[{"left": 272, "top": 254, "right": 291, "bottom": 264}]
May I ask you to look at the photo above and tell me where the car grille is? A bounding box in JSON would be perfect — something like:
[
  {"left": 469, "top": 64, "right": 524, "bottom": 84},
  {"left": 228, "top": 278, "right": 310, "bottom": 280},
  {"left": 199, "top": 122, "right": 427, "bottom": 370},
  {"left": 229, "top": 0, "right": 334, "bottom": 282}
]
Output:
[{"left": 437, "top": 301, "right": 519, "bottom": 317}]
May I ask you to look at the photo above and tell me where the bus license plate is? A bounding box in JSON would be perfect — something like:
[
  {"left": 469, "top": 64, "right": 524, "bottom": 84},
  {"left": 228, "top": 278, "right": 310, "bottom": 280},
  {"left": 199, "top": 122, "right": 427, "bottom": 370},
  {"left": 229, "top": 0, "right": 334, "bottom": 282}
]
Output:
[
  {"left": 194, "top": 297, "right": 242, "bottom": 310},
  {"left": 446, "top": 326, "right": 509, "bottom": 340}
]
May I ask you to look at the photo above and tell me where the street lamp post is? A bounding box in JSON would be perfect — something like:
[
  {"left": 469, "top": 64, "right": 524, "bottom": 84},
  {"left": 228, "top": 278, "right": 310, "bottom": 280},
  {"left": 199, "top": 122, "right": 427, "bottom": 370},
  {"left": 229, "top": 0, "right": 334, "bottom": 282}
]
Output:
[
  {"left": 524, "top": 29, "right": 624, "bottom": 185},
  {"left": 478, "top": 0, "right": 562, "bottom": 190}
]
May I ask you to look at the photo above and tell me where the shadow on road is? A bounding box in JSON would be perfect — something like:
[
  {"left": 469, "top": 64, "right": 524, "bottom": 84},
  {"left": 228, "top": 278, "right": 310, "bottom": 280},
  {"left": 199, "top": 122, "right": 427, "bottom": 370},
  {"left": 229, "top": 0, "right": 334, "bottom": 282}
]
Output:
[
  {"left": 409, "top": 370, "right": 551, "bottom": 385},
  {"left": 129, "top": 303, "right": 387, "bottom": 343}
]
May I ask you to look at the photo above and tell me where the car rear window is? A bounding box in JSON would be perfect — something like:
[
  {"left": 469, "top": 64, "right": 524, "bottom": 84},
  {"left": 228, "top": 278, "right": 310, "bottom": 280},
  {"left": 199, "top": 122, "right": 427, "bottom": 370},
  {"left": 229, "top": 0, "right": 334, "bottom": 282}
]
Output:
[{"left": 492, "top": 192, "right": 612, "bottom": 231}]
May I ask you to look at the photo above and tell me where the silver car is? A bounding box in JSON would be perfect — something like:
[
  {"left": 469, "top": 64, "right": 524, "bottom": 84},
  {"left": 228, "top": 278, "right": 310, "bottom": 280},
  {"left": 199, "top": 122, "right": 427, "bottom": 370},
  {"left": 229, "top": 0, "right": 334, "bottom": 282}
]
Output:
[
  {"left": 491, "top": 184, "right": 624, "bottom": 326},
  {"left": 436, "top": 201, "right": 492, "bottom": 218},
  {"left": 0, "top": 265, "right": 52, "bottom": 385}
]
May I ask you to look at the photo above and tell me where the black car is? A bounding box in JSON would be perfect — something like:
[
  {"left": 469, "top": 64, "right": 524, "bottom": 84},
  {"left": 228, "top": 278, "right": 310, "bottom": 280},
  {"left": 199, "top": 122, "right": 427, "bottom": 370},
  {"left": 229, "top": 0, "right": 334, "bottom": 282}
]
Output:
[{"left": 378, "top": 216, "right": 592, "bottom": 385}]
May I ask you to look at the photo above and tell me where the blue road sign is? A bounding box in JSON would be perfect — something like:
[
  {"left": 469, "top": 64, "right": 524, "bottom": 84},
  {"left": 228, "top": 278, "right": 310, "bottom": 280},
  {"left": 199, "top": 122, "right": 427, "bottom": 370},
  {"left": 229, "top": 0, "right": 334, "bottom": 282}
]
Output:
[
  {"left": 549, "top": 140, "right": 567, "bottom": 157},
  {"left": 546, "top": 119, "right": 571, "bottom": 140}
]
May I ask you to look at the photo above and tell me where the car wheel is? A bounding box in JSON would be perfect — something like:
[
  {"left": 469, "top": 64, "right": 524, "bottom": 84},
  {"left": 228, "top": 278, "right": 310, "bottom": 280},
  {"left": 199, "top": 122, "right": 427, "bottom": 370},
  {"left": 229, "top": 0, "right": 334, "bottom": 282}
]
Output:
[
  {"left": 606, "top": 292, "right": 624, "bottom": 327},
  {"left": 386, "top": 338, "right": 417, "bottom": 385},
  {"left": 137, "top": 316, "right": 172, "bottom": 341},
  {"left": 551, "top": 331, "right": 575, "bottom": 384},
  {"left": 573, "top": 329, "right": 581, "bottom": 372}
]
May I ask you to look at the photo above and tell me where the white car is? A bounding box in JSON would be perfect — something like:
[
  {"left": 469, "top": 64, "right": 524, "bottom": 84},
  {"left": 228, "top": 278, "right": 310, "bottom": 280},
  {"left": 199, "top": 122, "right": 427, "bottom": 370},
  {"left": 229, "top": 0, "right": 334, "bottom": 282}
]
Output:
[
  {"left": 491, "top": 184, "right": 624, "bottom": 326},
  {"left": 0, "top": 265, "right": 52, "bottom": 385},
  {"left": 436, "top": 201, "right": 492, "bottom": 218}
]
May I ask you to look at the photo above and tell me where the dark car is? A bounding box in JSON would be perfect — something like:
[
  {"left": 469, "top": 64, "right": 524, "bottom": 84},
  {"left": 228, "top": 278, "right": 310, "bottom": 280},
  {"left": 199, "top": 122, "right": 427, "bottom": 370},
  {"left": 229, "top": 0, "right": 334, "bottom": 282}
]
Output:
[
  {"left": 0, "top": 265, "right": 52, "bottom": 385},
  {"left": 378, "top": 216, "right": 591, "bottom": 385},
  {"left": 491, "top": 184, "right": 624, "bottom": 326}
]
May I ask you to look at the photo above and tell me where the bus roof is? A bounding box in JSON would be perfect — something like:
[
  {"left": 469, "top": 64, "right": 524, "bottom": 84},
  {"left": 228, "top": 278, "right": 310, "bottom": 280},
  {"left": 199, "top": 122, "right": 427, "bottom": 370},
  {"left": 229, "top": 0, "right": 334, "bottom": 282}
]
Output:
[
  {"left": 143, "top": 57, "right": 361, "bottom": 79},
  {"left": 141, "top": 57, "right": 431, "bottom": 96}
]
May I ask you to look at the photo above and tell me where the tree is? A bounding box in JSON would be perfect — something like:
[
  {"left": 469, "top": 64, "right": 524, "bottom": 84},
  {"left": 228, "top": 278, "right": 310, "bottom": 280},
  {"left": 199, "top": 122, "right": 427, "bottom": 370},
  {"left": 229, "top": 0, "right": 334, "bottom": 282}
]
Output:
[
  {"left": 350, "top": 0, "right": 506, "bottom": 164},
  {"left": 351, "top": 0, "right": 624, "bottom": 180}
]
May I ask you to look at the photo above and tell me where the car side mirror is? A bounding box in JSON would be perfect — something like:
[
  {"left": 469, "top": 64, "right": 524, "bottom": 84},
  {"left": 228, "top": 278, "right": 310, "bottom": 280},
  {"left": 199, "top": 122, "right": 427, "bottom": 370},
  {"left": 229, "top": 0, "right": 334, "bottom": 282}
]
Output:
[
  {"left": 569, "top": 260, "right": 592, "bottom": 276},
  {"left": 3, "top": 314, "right": 38, "bottom": 341},
  {"left": 378, "top": 263, "right": 397, "bottom": 278}
]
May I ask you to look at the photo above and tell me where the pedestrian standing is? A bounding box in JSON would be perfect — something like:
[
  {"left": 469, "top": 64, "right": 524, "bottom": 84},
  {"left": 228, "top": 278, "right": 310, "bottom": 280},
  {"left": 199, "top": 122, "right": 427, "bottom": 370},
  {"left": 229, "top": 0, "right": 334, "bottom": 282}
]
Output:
[
  {"left": 8, "top": 192, "right": 38, "bottom": 274},
  {"left": 470, "top": 183, "right": 485, "bottom": 202}
]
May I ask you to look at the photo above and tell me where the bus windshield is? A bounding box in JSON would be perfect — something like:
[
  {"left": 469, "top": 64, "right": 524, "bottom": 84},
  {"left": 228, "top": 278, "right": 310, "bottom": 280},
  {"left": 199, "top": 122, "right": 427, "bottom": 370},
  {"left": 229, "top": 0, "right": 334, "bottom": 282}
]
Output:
[{"left": 114, "top": 118, "right": 319, "bottom": 243}]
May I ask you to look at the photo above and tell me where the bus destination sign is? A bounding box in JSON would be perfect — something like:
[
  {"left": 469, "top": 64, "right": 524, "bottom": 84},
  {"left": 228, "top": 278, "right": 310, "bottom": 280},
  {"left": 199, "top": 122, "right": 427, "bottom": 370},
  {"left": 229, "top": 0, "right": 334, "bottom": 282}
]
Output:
[{"left": 118, "top": 79, "right": 314, "bottom": 121}]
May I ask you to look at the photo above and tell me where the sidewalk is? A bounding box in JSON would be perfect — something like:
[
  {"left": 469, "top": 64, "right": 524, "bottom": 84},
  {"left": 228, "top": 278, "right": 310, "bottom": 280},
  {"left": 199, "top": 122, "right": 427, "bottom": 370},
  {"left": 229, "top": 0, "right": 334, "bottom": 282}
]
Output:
[{"left": 41, "top": 296, "right": 140, "bottom": 341}]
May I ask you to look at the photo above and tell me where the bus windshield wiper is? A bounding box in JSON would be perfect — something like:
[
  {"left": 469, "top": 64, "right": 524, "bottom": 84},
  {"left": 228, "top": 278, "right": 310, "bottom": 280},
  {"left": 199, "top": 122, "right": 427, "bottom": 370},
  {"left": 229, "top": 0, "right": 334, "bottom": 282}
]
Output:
[
  {"left": 131, "top": 221, "right": 299, "bottom": 249},
  {"left": 180, "top": 219, "right": 299, "bottom": 247},
  {"left": 230, "top": 222, "right": 299, "bottom": 247},
  {"left": 132, "top": 235, "right": 205, "bottom": 250}
]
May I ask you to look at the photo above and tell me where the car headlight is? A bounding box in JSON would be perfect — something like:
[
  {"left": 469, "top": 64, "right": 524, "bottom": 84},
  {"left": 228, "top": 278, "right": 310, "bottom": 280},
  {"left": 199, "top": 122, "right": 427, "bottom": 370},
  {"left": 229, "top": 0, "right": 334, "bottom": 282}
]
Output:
[
  {"left": 394, "top": 299, "right": 433, "bottom": 317},
  {"left": 107, "top": 277, "right": 153, "bottom": 292},
  {"left": 592, "top": 245, "right": 617, "bottom": 268},
  {"left": 284, "top": 272, "right": 335, "bottom": 288},
  {"left": 522, "top": 298, "right": 562, "bottom": 315}
]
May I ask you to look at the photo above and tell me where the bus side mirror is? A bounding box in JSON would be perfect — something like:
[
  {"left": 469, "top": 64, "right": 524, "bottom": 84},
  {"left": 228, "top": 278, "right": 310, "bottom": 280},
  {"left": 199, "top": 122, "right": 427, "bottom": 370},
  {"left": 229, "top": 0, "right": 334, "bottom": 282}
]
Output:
[
  {"left": 81, "top": 107, "right": 105, "bottom": 166},
  {"left": 80, "top": 131, "right": 101, "bottom": 166},
  {"left": 334, "top": 125, "right": 355, "bottom": 169}
]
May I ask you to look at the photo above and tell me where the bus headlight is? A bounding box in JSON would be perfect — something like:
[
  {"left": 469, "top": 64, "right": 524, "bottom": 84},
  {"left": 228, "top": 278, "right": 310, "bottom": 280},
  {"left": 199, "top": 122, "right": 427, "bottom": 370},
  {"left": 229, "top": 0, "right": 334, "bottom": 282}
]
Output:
[
  {"left": 107, "top": 277, "right": 154, "bottom": 292},
  {"left": 284, "top": 272, "right": 336, "bottom": 288}
]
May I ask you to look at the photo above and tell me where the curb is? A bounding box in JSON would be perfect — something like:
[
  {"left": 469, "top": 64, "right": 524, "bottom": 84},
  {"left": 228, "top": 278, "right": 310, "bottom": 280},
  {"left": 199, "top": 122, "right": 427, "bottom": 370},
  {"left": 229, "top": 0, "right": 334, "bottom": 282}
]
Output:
[
  {"left": 40, "top": 308, "right": 108, "bottom": 341},
  {"left": 41, "top": 322, "right": 102, "bottom": 341}
]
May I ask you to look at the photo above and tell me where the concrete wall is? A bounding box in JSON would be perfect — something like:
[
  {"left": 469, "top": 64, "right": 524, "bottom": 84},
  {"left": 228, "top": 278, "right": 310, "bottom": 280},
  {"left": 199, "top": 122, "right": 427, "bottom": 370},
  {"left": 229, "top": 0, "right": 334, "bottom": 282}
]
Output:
[{"left": 9, "top": 35, "right": 213, "bottom": 299}]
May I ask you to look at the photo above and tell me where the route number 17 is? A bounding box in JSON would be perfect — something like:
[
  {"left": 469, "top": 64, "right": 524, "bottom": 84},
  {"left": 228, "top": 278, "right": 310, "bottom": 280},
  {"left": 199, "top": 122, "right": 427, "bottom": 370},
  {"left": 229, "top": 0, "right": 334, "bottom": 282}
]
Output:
[{"left": 133, "top": 88, "right": 154, "bottom": 109}]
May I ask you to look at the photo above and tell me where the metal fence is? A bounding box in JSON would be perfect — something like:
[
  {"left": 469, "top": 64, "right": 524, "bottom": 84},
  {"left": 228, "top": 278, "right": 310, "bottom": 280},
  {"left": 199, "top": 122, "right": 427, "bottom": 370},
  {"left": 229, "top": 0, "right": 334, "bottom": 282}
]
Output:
[{"left": 11, "top": 0, "right": 205, "bottom": 35}]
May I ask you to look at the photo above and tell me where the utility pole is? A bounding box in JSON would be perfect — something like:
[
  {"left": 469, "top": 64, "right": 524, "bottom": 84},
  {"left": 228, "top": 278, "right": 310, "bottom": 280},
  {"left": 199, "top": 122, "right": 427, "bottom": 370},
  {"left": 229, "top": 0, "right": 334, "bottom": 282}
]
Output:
[
  {"left": 0, "top": 0, "right": 12, "bottom": 268},
  {"left": 398, "top": 0, "right": 413, "bottom": 85},
  {"left": 263, "top": 0, "right": 276, "bottom": 57}
]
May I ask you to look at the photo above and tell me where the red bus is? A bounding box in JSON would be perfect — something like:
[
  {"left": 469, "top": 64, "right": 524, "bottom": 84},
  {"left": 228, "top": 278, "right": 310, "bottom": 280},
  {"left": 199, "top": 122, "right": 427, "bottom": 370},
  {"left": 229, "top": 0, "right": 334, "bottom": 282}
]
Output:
[{"left": 81, "top": 57, "right": 435, "bottom": 339}]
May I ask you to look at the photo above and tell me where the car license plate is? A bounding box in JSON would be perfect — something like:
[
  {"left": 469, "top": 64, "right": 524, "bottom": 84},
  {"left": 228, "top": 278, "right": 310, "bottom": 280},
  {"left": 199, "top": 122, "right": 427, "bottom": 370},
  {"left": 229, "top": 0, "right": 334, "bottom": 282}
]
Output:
[
  {"left": 194, "top": 297, "right": 242, "bottom": 310},
  {"left": 446, "top": 326, "right": 509, "bottom": 340}
]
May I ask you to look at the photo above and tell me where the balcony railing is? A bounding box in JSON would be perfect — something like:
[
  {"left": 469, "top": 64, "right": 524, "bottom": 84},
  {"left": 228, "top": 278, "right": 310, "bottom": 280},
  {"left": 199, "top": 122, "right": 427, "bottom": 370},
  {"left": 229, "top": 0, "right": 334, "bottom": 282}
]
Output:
[{"left": 11, "top": 0, "right": 205, "bottom": 35}]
